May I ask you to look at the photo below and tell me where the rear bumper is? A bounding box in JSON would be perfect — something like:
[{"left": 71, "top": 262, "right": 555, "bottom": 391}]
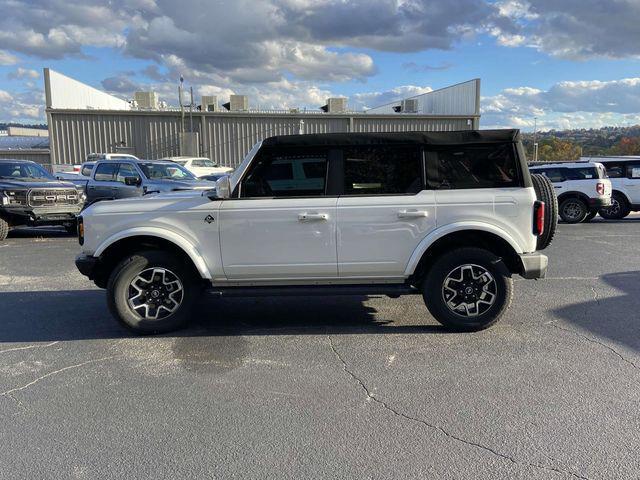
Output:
[
  {"left": 75, "top": 254, "right": 99, "bottom": 279},
  {"left": 588, "top": 197, "right": 611, "bottom": 208},
  {"left": 519, "top": 252, "right": 548, "bottom": 279}
]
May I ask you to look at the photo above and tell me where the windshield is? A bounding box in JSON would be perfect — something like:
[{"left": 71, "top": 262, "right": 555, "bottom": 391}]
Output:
[
  {"left": 139, "top": 162, "right": 196, "bottom": 180},
  {"left": 0, "top": 162, "right": 55, "bottom": 181}
]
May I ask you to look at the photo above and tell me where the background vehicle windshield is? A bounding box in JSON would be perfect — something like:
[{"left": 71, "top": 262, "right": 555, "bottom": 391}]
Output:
[
  {"left": 0, "top": 162, "right": 55, "bottom": 181},
  {"left": 139, "top": 162, "right": 196, "bottom": 180}
]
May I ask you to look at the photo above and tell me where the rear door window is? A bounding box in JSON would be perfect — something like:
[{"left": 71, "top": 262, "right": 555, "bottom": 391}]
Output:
[
  {"left": 93, "top": 163, "right": 118, "bottom": 182},
  {"left": 603, "top": 163, "right": 625, "bottom": 178},
  {"left": 342, "top": 145, "right": 422, "bottom": 195},
  {"left": 426, "top": 143, "right": 519, "bottom": 189},
  {"left": 565, "top": 167, "right": 600, "bottom": 180},
  {"left": 627, "top": 164, "right": 640, "bottom": 179}
]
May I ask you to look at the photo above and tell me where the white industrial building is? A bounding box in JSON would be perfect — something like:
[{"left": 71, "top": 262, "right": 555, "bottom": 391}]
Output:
[{"left": 41, "top": 69, "right": 481, "bottom": 167}]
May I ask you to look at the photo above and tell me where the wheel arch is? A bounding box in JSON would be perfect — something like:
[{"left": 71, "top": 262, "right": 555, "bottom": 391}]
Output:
[
  {"left": 557, "top": 191, "right": 591, "bottom": 206},
  {"left": 93, "top": 228, "right": 210, "bottom": 287},
  {"left": 611, "top": 189, "right": 632, "bottom": 206},
  {"left": 405, "top": 224, "right": 524, "bottom": 281}
]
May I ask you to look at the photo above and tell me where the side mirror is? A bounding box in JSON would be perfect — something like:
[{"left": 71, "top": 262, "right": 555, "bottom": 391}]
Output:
[
  {"left": 211, "top": 175, "right": 231, "bottom": 199},
  {"left": 124, "top": 176, "right": 142, "bottom": 187}
]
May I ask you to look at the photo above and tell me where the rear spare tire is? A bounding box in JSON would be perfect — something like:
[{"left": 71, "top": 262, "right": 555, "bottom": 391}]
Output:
[
  {"left": 530, "top": 173, "right": 558, "bottom": 250},
  {"left": 423, "top": 247, "right": 513, "bottom": 332},
  {"left": 107, "top": 250, "right": 201, "bottom": 334}
]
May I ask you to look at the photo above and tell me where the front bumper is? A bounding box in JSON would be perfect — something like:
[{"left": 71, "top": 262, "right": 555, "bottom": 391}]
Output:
[
  {"left": 2, "top": 205, "right": 82, "bottom": 226},
  {"left": 519, "top": 252, "right": 548, "bottom": 279},
  {"left": 588, "top": 197, "right": 611, "bottom": 208},
  {"left": 75, "top": 254, "right": 99, "bottom": 279}
]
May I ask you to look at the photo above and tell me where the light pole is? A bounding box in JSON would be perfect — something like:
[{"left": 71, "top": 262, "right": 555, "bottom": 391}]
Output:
[{"left": 533, "top": 116, "right": 539, "bottom": 162}]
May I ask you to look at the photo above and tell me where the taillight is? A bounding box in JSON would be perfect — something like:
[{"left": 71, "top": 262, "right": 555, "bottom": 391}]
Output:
[
  {"left": 596, "top": 182, "right": 605, "bottom": 195},
  {"left": 534, "top": 201, "right": 545, "bottom": 236}
]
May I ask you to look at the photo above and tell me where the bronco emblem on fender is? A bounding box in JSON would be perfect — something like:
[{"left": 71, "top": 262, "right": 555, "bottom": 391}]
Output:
[{"left": 204, "top": 215, "right": 215, "bottom": 224}]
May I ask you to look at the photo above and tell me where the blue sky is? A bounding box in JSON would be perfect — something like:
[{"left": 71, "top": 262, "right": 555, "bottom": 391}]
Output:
[{"left": 1, "top": 0, "right": 639, "bottom": 131}]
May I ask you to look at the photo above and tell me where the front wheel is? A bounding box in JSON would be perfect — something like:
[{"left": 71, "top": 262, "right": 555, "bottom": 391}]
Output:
[
  {"left": 107, "top": 250, "right": 201, "bottom": 334},
  {"left": 423, "top": 248, "right": 513, "bottom": 332},
  {"left": 559, "top": 198, "right": 588, "bottom": 223},
  {"left": 0, "top": 218, "right": 9, "bottom": 241}
]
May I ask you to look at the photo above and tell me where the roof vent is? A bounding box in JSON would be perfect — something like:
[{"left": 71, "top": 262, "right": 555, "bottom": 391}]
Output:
[{"left": 201, "top": 95, "right": 218, "bottom": 112}]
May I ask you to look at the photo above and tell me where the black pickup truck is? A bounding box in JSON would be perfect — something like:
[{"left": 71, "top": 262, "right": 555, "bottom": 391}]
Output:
[{"left": 0, "top": 159, "right": 85, "bottom": 241}]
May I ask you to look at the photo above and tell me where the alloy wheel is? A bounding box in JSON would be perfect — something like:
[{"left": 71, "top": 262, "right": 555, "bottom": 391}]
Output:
[
  {"left": 441, "top": 264, "right": 497, "bottom": 317},
  {"left": 127, "top": 267, "right": 184, "bottom": 320}
]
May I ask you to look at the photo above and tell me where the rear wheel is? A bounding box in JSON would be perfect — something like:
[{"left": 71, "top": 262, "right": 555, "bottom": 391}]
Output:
[
  {"left": 530, "top": 174, "right": 558, "bottom": 249},
  {"left": 0, "top": 218, "right": 9, "bottom": 241},
  {"left": 423, "top": 247, "right": 513, "bottom": 332},
  {"left": 559, "top": 197, "right": 588, "bottom": 224},
  {"left": 107, "top": 250, "right": 201, "bottom": 334},
  {"left": 599, "top": 193, "right": 630, "bottom": 220}
]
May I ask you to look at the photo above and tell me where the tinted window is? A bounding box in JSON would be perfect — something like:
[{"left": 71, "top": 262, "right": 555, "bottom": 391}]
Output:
[
  {"left": 565, "top": 167, "right": 601, "bottom": 180},
  {"left": 116, "top": 163, "right": 140, "bottom": 183},
  {"left": 426, "top": 144, "right": 519, "bottom": 189},
  {"left": 94, "top": 163, "right": 118, "bottom": 182},
  {"left": 241, "top": 151, "right": 327, "bottom": 198},
  {"left": 603, "top": 162, "right": 625, "bottom": 178},
  {"left": 0, "top": 162, "right": 53, "bottom": 180},
  {"left": 539, "top": 168, "right": 565, "bottom": 182},
  {"left": 343, "top": 145, "right": 422, "bottom": 195},
  {"left": 627, "top": 164, "right": 640, "bottom": 179},
  {"left": 81, "top": 164, "right": 94, "bottom": 177}
]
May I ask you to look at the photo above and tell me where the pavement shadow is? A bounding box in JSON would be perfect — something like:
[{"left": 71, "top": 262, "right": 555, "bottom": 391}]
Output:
[
  {"left": 0, "top": 289, "right": 444, "bottom": 343},
  {"left": 552, "top": 271, "right": 640, "bottom": 354}
]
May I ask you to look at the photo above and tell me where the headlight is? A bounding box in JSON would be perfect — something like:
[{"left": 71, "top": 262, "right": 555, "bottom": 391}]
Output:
[{"left": 1, "top": 190, "right": 26, "bottom": 206}]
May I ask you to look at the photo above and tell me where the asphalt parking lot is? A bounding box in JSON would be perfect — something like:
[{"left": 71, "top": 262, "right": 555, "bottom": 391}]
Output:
[{"left": 1, "top": 218, "right": 639, "bottom": 480}]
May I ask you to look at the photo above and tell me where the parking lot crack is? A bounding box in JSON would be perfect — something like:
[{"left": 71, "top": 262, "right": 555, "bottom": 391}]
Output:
[
  {"left": 0, "top": 355, "right": 116, "bottom": 398},
  {"left": 327, "top": 336, "right": 591, "bottom": 480},
  {"left": 549, "top": 323, "right": 639, "bottom": 372},
  {"left": 0, "top": 341, "right": 59, "bottom": 354},
  {"left": 590, "top": 287, "right": 600, "bottom": 306}
]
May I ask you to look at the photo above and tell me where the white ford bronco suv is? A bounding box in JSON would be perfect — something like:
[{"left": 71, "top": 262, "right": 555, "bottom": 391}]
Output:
[
  {"left": 76, "top": 130, "right": 556, "bottom": 334},
  {"left": 529, "top": 161, "right": 611, "bottom": 223}
]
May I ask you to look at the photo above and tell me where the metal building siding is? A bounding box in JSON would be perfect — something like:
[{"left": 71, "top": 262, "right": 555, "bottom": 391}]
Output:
[
  {"left": 49, "top": 110, "right": 477, "bottom": 167},
  {"left": 0, "top": 149, "right": 51, "bottom": 165}
]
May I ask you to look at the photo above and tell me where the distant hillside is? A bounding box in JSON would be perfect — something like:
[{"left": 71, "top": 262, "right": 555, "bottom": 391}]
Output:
[
  {"left": 521, "top": 125, "right": 640, "bottom": 161},
  {"left": 0, "top": 122, "right": 47, "bottom": 131}
]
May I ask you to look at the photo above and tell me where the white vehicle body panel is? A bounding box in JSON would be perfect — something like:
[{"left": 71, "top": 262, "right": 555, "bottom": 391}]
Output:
[
  {"left": 581, "top": 156, "right": 640, "bottom": 206},
  {"left": 530, "top": 162, "right": 612, "bottom": 205}
]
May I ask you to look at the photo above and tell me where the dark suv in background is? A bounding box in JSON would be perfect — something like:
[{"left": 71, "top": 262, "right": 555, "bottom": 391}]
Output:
[{"left": 0, "top": 159, "right": 84, "bottom": 241}]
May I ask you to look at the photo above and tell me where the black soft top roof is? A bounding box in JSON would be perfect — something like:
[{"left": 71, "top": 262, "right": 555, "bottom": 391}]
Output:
[{"left": 261, "top": 129, "right": 520, "bottom": 148}]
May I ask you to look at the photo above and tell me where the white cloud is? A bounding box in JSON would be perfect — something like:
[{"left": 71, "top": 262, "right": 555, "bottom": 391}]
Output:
[
  {"left": 0, "top": 50, "right": 18, "bottom": 65},
  {"left": 8, "top": 67, "right": 40, "bottom": 80},
  {"left": 482, "top": 77, "right": 640, "bottom": 130}
]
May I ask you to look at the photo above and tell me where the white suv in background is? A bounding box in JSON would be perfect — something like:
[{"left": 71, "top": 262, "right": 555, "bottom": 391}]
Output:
[
  {"left": 76, "top": 130, "right": 555, "bottom": 334},
  {"left": 529, "top": 161, "right": 611, "bottom": 223},
  {"left": 163, "top": 156, "right": 233, "bottom": 177},
  {"left": 582, "top": 156, "right": 640, "bottom": 219}
]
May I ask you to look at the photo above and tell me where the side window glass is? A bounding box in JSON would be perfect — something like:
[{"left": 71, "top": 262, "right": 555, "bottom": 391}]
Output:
[
  {"left": 426, "top": 143, "right": 519, "bottom": 189},
  {"left": 605, "top": 163, "right": 624, "bottom": 178},
  {"left": 343, "top": 145, "right": 422, "bottom": 195},
  {"left": 241, "top": 151, "right": 328, "bottom": 198},
  {"left": 94, "top": 163, "right": 118, "bottom": 182},
  {"left": 628, "top": 164, "right": 640, "bottom": 179},
  {"left": 116, "top": 163, "right": 140, "bottom": 183}
]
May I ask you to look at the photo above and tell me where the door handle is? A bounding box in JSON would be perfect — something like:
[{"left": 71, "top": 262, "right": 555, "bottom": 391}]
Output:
[
  {"left": 398, "top": 210, "right": 428, "bottom": 219},
  {"left": 298, "top": 212, "right": 328, "bottom": 222}
]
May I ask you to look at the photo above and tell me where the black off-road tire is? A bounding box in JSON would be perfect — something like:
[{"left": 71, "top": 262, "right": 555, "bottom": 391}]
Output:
[
  {"left": 423, "top": 247, "right": 513, "bottom": 332},
  {"left": 0, "top": 218, "right": 9, "bottom": 241},
  {"left": 559, "top": 197, "right": 588, "bottom": 224},
  {"left": 583, "top": 210, "right": 598, "bottom": 222},
  {"left": 599, "top": 192, "right": 630, "bottom": 220},
  {"left": 530, "top": 173, "right": 558, "bottom": 250},
  {"left": 107, "top": 250, "right": 201, "bottom": 334}
]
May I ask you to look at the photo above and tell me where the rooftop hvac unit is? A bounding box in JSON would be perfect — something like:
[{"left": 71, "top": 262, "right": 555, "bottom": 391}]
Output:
[
  {"left": 401, "top": 98, "right": 419, "bottom": 113},
  {"left": 320, "top": 97, "right": 347, "bottom": 113},
  {"left": 202, "top": 95, "right": 218, "bottom": 112},
  {"left": 134, "top": 91, "right": 159, "bottom": 110},
  {"left": 226, "top": 95, "right": 248, "bottom": 111}
]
